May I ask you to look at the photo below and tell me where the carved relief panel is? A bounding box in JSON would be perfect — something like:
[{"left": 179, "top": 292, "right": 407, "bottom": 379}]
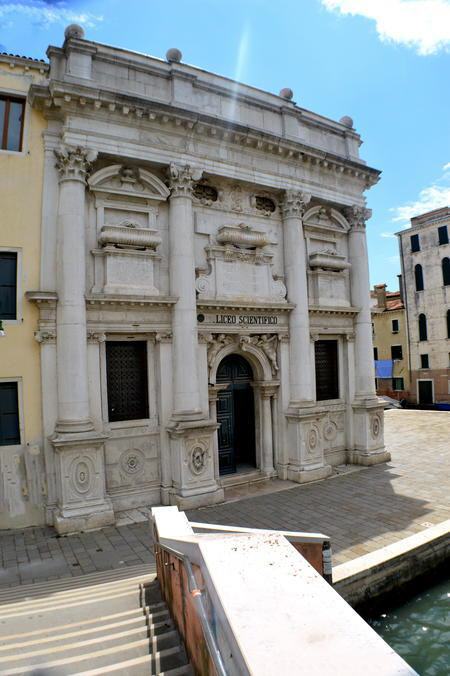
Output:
[
  {"left": 88, "top": 165, "right": 169, "bottom": 297},
  {"left": 304, "top": 206, "right": 352, "bottom": 308},
  {"left": 195, "top": 222, "right": 286, "bottom": 302}
]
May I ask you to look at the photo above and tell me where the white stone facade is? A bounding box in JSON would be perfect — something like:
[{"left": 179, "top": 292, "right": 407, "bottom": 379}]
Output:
[
  {"left": 28, "top": 27, "right": 388, "bottom": 532},
  {"left": 397, "top": 207, "right": 450, "bottom": 404}
]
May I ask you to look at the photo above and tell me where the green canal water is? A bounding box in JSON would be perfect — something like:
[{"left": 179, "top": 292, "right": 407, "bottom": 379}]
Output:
[{"left": 367, "top": 575, "right": 449, "bottom": 675}]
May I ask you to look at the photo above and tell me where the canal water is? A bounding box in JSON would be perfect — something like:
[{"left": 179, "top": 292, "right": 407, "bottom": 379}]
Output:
[{"left": 367, "top": 575, "right": 449, "bottom": 675}]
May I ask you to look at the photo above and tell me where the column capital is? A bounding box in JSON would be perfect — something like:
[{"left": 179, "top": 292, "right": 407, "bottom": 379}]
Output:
[
  {"left": 343, "top": 205, "right": 372, "bottom": 231},
  {"left": 54, "top": 145, "right": 97, "bottom": 183},
  {"left": 281, "top": 190, "right": 311, "bottom": 218},
  {"left": 168, "top": 162, "right": 203, "bottom": 198}
]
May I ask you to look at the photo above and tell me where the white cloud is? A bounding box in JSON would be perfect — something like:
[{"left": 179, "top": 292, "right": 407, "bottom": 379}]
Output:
[
  {"left": 321, "top": 0, "right": 450, "bottom": 55},
  {"left": 380, "top": 232, "right": 396, "bottom": 238},
  {"left": 390, "top": 164, "right": 450, "bottom": 224},
  {"left": 0, "top": 2, "right": 102, "bottom": 29}
]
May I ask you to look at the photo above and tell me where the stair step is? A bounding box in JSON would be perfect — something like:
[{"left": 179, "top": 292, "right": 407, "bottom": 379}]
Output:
[
  {"left": 0, "top": 627, "right": 180, "bottom": 666},
  {"left": 76, "top": 654, "right": 193, "bottom": 676},
  {"left": 0, "top": 607, "right": 146, "bottom": 642},
  {"left": 0, "top": 565, "right": 156, "bottom": 604},
  {"left": 0, "top": 643, "right": 188, "bottom": 675},
  {"left": 0, "top": 614, "right": 174, "bottom": 651}
]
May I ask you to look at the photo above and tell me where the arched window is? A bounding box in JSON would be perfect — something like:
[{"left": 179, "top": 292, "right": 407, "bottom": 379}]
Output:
[
  {"left": 414, "top": 264, "right": 424, "bottom": 291},
  {"left": 447, "top": 309, "right": 450, "bottom": 339},
  {"left": 419, "top": 313, "right": 427, "bottom": 341},
  {"left": 442, "top": 258, "right": 450, "bottom": 286}
]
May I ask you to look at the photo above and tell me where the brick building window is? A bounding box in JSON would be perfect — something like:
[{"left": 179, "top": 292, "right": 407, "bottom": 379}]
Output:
[
  {"left": 315, "top": 340, "right": 339, "bottom": 401},
  {"left": 410, "top": 234, "right": 420, "bottom": 252},
  {"left": 391, "top": 345, "right": 403, "bottom": 360},
  {"left": 392, "top": 319, "right": 399, "bottom": 333},
  {"left": 420, "top": 354, "right": 429, "bottom": 369},
  {"left": 106, "top": 341, "right": 149, "bottom": 422},
  {"left": 392, "top": 378, "right": 404, "bottom": 391},
  {"left": 442, "top": 257, "right": 450, "bottom": 286},
  {"left": 438, "top": 225, "right": 449, "bottom": 245},
  {"left": 0, "top": 252, "right": 17, "bottom": 319},
  {"left": 414, "top": 263, "right": 424, "bottom": 291},
  {"left": 419, "top": 313, "right": 428, "bottom": 341},
  {"left": 0, "top": 95, "right": 25, "bottom": 152},
  {"left": 0, "top": 382, "right": 20, "bottom": 446}
]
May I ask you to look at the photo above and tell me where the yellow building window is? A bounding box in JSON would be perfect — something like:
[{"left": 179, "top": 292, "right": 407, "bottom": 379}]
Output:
[{"left": 0, "top": 95, "right": 25, "bottom": 152}]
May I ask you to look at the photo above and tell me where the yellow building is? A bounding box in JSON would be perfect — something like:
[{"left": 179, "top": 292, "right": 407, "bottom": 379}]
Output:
[
  {"left": 0, "top": 53, "right": 48, "bottom": 528},
  {"left": 371, "top": 284, "right": 410, "bottom": 400}
]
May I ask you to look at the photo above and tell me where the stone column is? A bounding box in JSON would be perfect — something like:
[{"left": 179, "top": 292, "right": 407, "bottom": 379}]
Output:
[
  {"left": 51, "top": 146, "right": 114, "bottom": 533},
  {"left": 258, "top": 384, "right": 277, "bottom": 475},
  {"left": 167, "top": 163, "right": 203, "bottom": 419},
  {"left": 344, "top": 206, "right": 390, "bottom": 466},
  {"left": 345, "top": 206, "right": 377, "bottom": 400},
  {"left": 54, "top": 146, "right": 95, "bottom": 433},
  {"left": 166, "top": 164, "right": 223, "bottom": 508},
  {"left": 281, "top": 190, "right": 314, "bottom": 406}
]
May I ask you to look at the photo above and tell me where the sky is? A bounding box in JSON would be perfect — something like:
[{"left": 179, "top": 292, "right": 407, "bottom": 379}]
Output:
[{"left": 2, "top": 0, "right": 450, "bottom": 290}]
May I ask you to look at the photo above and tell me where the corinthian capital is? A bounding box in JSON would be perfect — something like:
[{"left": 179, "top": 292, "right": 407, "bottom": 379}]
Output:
[
  {"left": 54, "top": 145, "right": 97, "bottom": 183},
  {"left": 281, "top": 190, "right": 311, "bottom": 218},
  {"left": 343, "top": 205, "right": 372, "bottom": 231},
  {"left": 168, "top": 163, "right": 203, "bottom": 198}
]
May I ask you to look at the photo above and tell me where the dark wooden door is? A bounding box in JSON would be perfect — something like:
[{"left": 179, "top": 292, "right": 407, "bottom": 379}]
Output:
[
  {"left": 217, "top": 355, "right": 255, "bottom": 475},
  {"left": 418, "top": 380, "right": 433, "bottom": 405}
]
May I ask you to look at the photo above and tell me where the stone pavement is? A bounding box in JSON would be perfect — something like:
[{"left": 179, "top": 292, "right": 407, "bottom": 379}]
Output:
[{"left": 0, "top": 410, "right": 449, "bottom": 588}]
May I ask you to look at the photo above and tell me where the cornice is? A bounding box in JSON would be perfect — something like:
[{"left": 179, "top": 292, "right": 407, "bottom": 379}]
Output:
[
  {"left": 197, "top": 300, "right": 295, "bottom": 313},
  {"left": 29, "top": 82, "right": 380, "bottom": 187},
  {"left": 85, "top": 294, "right": 177, "bottom": 307},
  {"left": 308, "top": 305, "right": 359, "bottom": 316}
]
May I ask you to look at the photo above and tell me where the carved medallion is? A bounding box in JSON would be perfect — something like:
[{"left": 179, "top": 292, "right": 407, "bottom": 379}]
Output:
[
  {"left": 120, "top": 449, "right": 145, "bottom": 476},
  {"left": 371, "top": 414, "right": 382, "bottom": 439},
  {"left": 323, "top": 420, "right": 338, "bottom": 442}
]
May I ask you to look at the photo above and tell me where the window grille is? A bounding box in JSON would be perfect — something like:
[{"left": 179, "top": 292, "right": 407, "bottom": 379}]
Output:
[
  {"left": 315, "top": 340, "right": 339, "bottom": 401},
  {"left": 106, "top": 341, "right": 149, "bottom": 422}
]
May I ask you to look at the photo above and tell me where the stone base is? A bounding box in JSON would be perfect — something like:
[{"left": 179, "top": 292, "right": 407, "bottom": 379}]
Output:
[
  {"left": 347, "top": 449, "right": 391, "bottom": 466},
  {"left": 54, "top": 503, "right": 115, "bottom": 535},
  {"left": 169, "top": 487, "right": 225, "bottom": 510},
  {"left": 287, "top": 464, "right": 333, "bottom": 484}
]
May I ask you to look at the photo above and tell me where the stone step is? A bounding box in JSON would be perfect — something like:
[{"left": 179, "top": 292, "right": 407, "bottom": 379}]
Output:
[
  {"left": 0, "top": 615, "right": 175, "bottom": 651},
  {"left": 0, "top": 626, "right": 180, "bottom": 667},
  {"left": 0, "top": 606, "right": 147, "bottom": 642},
  {"left": 0, "top": 565, "right": 155, "bottom": 603},
  {"left": 0, "top": 642, "right": 189, "bottom": 675},
  {"left": 76, "top": 654, "right": 194, "bottom": 676},
  {"left": 0, "top": 577, "right": 157, "bottom": 614}
]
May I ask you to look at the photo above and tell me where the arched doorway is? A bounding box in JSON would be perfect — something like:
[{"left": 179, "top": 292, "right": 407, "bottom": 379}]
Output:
[{"left": 216, "top": 354, "right": 256, "bottom": 475}]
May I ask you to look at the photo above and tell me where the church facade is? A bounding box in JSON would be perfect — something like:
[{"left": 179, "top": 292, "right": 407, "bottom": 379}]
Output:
[{"left": 27, "top": 26, "right": 389, "bottom": 533}]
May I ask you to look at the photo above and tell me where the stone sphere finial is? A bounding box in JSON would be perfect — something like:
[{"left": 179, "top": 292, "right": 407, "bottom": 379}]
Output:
[
  {"left": 339, "top": 115, "right": 354, "bottom": 129},
  {"left": 64, "top": 24, "right": 85, "bottom": 40},
  {"left": 279, "top": 87, "right": 294, "bottom": 101},
  {"left": 166, "top": 48, "right": 182, "bottom": 63}
]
